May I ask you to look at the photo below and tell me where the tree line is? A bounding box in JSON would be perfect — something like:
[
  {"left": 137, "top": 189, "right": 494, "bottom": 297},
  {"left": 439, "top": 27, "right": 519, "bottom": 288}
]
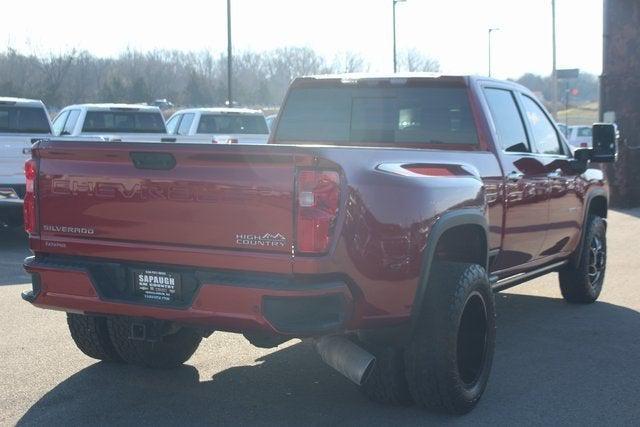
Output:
[
  {"left": 0, "top": 47, "right": 439, "bottom": 110},
  {"left": 514, "top": 72, "right": 599, "bottom": 106},
  {"left": 0, "top": 46, "right": 597, "bottom": 111}
]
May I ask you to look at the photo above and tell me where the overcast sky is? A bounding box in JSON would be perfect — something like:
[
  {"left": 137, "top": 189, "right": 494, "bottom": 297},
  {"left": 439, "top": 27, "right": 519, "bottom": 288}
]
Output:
[{"left": 1, "top": 0, "right": 602, "bottom": 80}]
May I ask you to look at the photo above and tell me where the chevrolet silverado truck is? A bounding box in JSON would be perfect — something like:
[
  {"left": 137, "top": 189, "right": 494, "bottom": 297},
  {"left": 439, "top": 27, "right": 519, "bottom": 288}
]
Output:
[
  {"left": 0, "top": 97, "right": 52, "bottom": 228},
  {"left": 21, "top": 74, "right": 617, "bottom": 414}
]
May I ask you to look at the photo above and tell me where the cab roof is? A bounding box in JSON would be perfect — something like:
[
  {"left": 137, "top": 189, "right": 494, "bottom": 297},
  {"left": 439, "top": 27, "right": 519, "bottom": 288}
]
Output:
[
  {"left": 0, "top": 97, "right": 46, "bottom": 108},
  {"left": 297, "top": 73, "right": 531, "bottom": 95},
  {"left": 175, "top": 107, "right": 264, "bottom": 116},
  {"left": 62, "top": 103, "right": 162, "bottom": 112}
]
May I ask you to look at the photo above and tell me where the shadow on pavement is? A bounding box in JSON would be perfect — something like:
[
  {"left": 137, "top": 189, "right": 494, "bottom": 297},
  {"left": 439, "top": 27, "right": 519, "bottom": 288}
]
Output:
[
  {"left": 0, "top": 227, "right": 30, "bottom": 286},
  {"left": 17, "top": 293, "right": 640, "bottom": 426},
  {"left": 611, "top": 207, "right": 640, "bottom": 219}
]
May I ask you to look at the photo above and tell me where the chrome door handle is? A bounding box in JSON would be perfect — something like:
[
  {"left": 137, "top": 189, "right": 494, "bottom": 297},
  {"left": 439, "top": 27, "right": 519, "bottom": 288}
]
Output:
[
  {"left": 547, "top": 169, "right": 562, "bottom": 179},
  {"left": 506, "top": 171, "right": 524, "bottom": 182}
]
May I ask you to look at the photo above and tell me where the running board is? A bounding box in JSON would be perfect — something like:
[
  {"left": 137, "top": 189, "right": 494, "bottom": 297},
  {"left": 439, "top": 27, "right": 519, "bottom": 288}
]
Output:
[{"left": 490, "top": 260, "right": 569, "bottom": 292}]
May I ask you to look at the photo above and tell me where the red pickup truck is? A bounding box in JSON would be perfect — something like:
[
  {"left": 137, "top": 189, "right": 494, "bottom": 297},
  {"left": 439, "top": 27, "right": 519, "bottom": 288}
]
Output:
[{"left": 22, "top": 74, "right": 616, "bottom": 414}]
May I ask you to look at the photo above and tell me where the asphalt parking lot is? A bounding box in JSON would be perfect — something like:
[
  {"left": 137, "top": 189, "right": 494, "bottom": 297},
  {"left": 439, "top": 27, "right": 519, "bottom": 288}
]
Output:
[{"left": 1, "top": 209, "right": 639, "bottom": 426}]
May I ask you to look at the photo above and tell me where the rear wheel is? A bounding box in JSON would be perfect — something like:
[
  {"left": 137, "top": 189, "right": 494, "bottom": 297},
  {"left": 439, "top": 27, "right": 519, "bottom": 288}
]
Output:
[
  {"left": 107, "top": 317, "right": 202, "bottom": 369},
  {"left": 559, "top": 215, "right": 606, "bottom": 303},
  {"left": 67, "top": 313, "right": 123, "bottom": 362},
  {"left": 404, "top": 262, "right": 495, "bottom": 414}
]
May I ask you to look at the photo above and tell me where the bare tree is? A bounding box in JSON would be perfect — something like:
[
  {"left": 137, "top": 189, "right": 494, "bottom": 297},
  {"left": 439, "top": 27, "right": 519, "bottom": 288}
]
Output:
[
  {"left": 40, "top": 50, "right": 77, "bottom": 105},
  {"left": 0, "top": 46, "right": 446, "bottom": 109},
  {"left": 398, "top": 48, "right": 440, "bottom": 72},
  {"left": 331, "top": 52, "right": 370, "bottom": 73}
]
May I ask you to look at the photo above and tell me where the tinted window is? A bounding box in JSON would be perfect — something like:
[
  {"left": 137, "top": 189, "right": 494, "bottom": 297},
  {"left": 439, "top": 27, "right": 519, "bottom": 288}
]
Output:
[
  {"left": 166, "top": 114, "right": 181, "bottom": 134},
  {"left": 521, "top": 96, "right": 562, "bottom": 155},
  {"left": 483, "top": 88, "right": 529, "bottom": 152},
  {"left": 63, "top": 109, "right": 80, "bottom": 135},
  {"left": 276, "top": 85, "right": 478, "bottom": 145},
  {"left": 177, "top": 113, "right": 194, "bottom": 135},
  {"left": 197, "top": 114, "right": 269, "bottom": 134},
  {"left": 82, "top": 111, "right": 166, "bottom": 133},
  {"left": 0, "top": 106, "right": 51, "bottom": 134},
  {"left": 577, "top": 127, "right": 592, "bottom": 137},
  {"left": 52, "top": 110, "right": 69, "bottom": 136}
]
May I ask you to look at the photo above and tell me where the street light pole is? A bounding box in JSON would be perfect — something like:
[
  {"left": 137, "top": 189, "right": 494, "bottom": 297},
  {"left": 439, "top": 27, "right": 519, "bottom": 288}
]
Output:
[
  {"left": 488, "top": 28, "right": 499, "bottom": 77},
  {"left": 227, "top": 0, "right": 232, "bottom": 106},
  {"left": 392, "top": 0, "right": 406, "bottom": 73}
]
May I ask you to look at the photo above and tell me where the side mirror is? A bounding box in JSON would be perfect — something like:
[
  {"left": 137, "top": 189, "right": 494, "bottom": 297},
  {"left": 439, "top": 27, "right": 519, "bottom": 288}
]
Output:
[
  {"left": 591, "top": 123, "right": 617, "bottom": 163},
  {"left": 569, "top": 148, "right": 590, "bottom": 174}
]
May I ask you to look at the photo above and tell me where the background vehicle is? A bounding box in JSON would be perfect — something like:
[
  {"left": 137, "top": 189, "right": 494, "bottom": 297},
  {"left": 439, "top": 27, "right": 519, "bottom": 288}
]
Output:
[
  {"left": 149, "top": 99, "right": 174, "bottom": 110},
  {"left": 266, "top": 114, "right": 277, "bottom": 132},
  {"left": 22, "top": 74, "right": 616, "bottom": 415},
  {"left": 566, "top": 125, "right": 593, "bottom": 151},
  {"left": 52, "top": 104, "right": 170, "bottom": 143},
  {"left": 166, "top": 108, "right": 269, "bottom": 144},
  {"left": 0, "top": 97, "right": 52, "bottom": 227}
]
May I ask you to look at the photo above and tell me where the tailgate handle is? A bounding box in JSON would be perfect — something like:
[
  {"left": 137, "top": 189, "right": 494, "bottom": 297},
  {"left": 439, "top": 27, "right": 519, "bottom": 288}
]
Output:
[
  {"left": 161, "top": 137, "right": 177, "bottom": 143},
  {"left": 130, "top": 152, "right": 176, "bottom": 170}
]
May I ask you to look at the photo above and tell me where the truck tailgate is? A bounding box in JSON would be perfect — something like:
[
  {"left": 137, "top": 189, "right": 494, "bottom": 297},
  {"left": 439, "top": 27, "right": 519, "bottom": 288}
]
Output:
[{"left": 34, "top": 141, "right": 295, "bottom": 253}]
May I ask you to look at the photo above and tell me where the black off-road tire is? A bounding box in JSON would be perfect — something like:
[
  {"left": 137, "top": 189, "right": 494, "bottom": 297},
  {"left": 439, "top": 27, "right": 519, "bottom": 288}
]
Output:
[
  {"left": 66, "top": 313, "right": 123, "bottom": 362},
  {"left": 358, "top": 340, "right": 413, "bottom": 405},
  {"left": 559, "top": 215, "right": 606, "bottom": 304},
  {"left": 107, "top": 317, "right": 202, "bottom": 369},
  {"left": 404, "top": 262, "right": 495, "bottom": 415}
]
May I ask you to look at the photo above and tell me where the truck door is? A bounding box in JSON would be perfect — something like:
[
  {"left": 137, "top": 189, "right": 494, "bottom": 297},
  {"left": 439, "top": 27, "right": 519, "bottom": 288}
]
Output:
[
  {"left": 482, "top": 87, "right": 550, "bottom": 272},
  {"left": 519, "top": 95, "right": 582, "bottom": 258}
]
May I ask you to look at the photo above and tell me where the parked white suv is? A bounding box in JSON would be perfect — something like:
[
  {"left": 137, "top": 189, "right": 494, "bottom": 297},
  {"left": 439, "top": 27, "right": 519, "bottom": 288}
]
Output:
[
  {"left": 566, "top": 125, "right": 593, "bottom": 152},
  {"left": 0, "top": 97, "right": 52, "bottom": 227},
  {"left": 166, "top": 108, "right": 270, "bottom": 144},
  {"left": 52, "top": 104, "right": 170, "bottom": 142}
]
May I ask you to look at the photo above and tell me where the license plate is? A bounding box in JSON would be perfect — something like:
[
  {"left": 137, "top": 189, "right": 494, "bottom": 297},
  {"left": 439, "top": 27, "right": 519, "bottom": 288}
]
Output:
[{"left": 133, "top": 269, "right": 181, "bottom": 303}]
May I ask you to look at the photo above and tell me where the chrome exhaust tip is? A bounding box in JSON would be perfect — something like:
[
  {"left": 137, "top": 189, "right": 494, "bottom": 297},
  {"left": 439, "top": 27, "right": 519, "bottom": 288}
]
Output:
[{"left": 314, "top": 335, "right": 375, "bottom": 386}]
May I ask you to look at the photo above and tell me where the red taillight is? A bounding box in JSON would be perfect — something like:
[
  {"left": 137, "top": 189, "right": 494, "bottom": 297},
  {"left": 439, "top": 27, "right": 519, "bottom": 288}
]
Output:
[
  {"left": 296, "top": 170, "right": 340, "bottom": 254},
  {"left": 580, "top": 142, "right": 588, "bottom": 148},
  {"left": 24, "top": 159, "right": 37, "bottom": 234}
]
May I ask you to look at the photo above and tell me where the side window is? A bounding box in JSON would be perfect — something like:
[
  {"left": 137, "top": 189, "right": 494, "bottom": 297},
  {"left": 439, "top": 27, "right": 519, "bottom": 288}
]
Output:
[
  {"left": 166, "top": 114, "right": 181, "bottom": 134},
  {"left": 51, "top": 110, "right": 69, "bottom": 136},
  {"left": 483, "top": 88, "right": 530, "bottom": 152},
  {"left": 62, "top": 110, "right": 80, "bottom": 135},
  {"left": 177, "top": 113, "right": 194, "bottom": 136},
  {"left": 521, "top": 96, "right": 562, "bottom": 155}
]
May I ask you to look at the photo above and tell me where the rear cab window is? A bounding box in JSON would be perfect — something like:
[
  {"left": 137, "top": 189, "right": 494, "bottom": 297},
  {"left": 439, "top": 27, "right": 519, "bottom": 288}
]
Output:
[
  {"left": 0, "top": 106, "right": 51, "bottom": 134},
  {"left": 82, "top": 110, "right": 166, "bottom": 133},
  {"left": 274, "top": 78, "right": 478, "bottom": 146},
  {"left": 197, "top": 114, "right": 269, "bottom": 134},
  {"left": 577, "top": 127, "right": 592, "bottom": 137}
]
